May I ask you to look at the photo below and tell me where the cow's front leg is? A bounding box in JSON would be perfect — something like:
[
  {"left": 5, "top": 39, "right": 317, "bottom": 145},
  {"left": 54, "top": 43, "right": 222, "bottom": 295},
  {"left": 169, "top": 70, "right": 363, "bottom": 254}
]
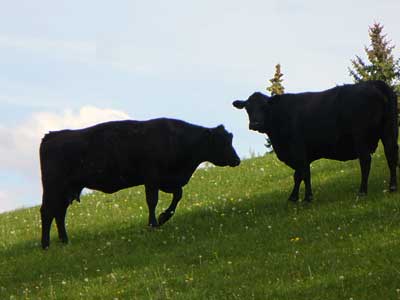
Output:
[
  {"left": 355, "top": 137, "right": 372, "bottom": 196},
  {"left": 358, "top": 153, "right": 371, "bottom": 196},
  {"left": 158, "top": 188, "right": 182, "bottom": 225},
  {"left": 288, "top": 165, "right": 313, "bottom": 202},
  {"left": 288, "top": 169, "right": 302, "bottom": 202},
  {"left": 145, "top": 185, "right": 159, "bottom": 227},
  {"left": 303, "top": 164, "right": 313, "bottom": 202}
]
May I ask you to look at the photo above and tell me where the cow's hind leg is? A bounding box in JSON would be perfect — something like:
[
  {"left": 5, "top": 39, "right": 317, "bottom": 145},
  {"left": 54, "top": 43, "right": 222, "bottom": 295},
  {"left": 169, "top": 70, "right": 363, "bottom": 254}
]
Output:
[
  {"left": 145, "top": 185, "right": 159, "bottom": 227},
  {"left": 381, "top": 126, "right": 398, "bottom": 192},
  {"left": 40, "top": 202, "right": 54, "bottom": 250},
  {"left": 158, "top": 188, "right": 183, "bottom": 225},
  {"left": 55, "top": 203, "right": 69, "bottom": 244}
]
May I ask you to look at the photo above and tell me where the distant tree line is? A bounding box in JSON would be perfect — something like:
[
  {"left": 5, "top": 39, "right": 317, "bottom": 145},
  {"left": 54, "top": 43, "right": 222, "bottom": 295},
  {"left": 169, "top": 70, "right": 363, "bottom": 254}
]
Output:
[{"left": 265, "top": 22, "right": 400, "bottom": 153}]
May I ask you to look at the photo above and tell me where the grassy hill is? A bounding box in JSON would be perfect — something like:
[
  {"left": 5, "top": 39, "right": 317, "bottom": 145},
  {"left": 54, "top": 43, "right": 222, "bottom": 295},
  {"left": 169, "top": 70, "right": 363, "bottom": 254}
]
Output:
[{"left": 1, "top": 146, "right": 399, "bottom": 300}]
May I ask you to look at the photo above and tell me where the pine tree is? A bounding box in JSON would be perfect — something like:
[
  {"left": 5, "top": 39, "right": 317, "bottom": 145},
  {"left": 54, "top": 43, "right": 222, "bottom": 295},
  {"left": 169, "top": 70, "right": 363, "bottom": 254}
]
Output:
[
  {"left": 267, "top": 64, "right": 285, "bottom": 96},
  {"left": 349, "top": 22, "right": 400, "bottom": 119},
  {"left": 265, "top": 64, "right": 285, "bottom": 153}
]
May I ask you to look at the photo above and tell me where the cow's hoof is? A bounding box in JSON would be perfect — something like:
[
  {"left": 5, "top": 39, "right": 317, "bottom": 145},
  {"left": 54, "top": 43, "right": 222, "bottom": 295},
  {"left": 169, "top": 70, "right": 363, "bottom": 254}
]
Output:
[
  {"left": 148, "top": 223, "right": 159, "bottom": 229},
  {"left": 389, "top": 185, "right": 397, "bottom": 192},
  {"left": 288, "top": 196, "right": 299, "bottom": 202},
  {"left": 303, "top": 197, "right": 313, "bottom": 203},
  {"left": 59, "top": 238, "right": 69, "bottom": 244},
  {"left": 41, "top": 241, "right": 50, "bottom": 250},
  {"left": 158, "top": 211, "right": 173, "bottom": 225},
  {"left": 357, "top": 192, "right": 367, "bottom": 199}
]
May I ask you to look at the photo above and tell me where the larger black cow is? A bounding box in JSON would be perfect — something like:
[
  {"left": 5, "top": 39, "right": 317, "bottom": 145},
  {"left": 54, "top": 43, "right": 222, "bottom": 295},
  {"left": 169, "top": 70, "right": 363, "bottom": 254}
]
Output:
[
  {"left": 233, "top": 80, "right": 398, "bottom": 202},
  {"left": 40, "top": 118, "right": 240, "bottom": 249}
]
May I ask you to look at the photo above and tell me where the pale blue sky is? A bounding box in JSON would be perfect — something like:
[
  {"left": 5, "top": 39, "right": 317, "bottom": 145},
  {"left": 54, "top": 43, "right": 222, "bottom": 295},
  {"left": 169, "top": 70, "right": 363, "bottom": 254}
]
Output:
[{"left": 0, "top": 0, "right": 399, "bottom": 212}]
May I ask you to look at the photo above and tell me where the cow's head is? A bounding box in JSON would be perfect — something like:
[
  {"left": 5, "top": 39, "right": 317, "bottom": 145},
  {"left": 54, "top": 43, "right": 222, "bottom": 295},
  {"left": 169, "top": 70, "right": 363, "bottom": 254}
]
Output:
[
  {"left": 232, "top": 92, "right": 270, "bottom": 133},
  {"left": 208, "top": 125, "right": 240, "bottom": 167}
]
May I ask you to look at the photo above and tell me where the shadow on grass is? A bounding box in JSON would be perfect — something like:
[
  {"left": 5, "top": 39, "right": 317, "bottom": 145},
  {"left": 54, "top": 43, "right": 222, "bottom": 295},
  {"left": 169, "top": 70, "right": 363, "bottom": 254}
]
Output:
[
  {"left": 1, "top": 191, "right": 286, "bottom": 291},
  {"left": 0, "top": 163, "right": 398, "bottom": 296}
]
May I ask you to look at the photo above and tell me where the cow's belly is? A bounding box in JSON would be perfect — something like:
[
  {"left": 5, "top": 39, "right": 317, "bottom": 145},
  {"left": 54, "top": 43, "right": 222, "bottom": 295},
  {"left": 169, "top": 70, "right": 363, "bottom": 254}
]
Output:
[
  {"left": 84, "top": 173, "right": 144, "bottom": 194},
  {"left": 158, "top": 176, "right": 190, "bottom": 191},
  {"left": 319, "top": 150, "right": 358, "bottom": 161},
  {"left": 308, "top": 133, "right": 379, "bottom": 162},
  {"left": 308, "top": 137, "right": 357, "bottom": 162},
  {"left": 84, "top": 172, "right": 190, "bottom": 194}
]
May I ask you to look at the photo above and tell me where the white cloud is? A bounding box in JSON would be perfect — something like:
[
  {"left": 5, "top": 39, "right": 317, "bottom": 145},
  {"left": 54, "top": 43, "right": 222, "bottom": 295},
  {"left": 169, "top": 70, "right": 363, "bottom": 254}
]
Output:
[
  {"left": 0, "top": 190, "right": 18, "bottom": 213},
  {"left": 26, "top": 106, "right": 130, "bottom": 138},
  {"left": 0, "top": 105, "right": 129, "bottom": 174},
  {"left": 0, "top": 106, "right": 129, "bottom": 212}
]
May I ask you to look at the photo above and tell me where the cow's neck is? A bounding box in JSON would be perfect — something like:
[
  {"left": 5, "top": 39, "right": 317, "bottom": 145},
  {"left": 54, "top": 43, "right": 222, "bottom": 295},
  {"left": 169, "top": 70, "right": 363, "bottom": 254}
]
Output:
[
  {"left": 265, "top": 105, "right": 291, "bottom": 151},
  {"left": 173, "top": 137, "right": 207, "bottom": 174},
  {"left": 195, "top": 134, "right": 216, "bottom": 167}
]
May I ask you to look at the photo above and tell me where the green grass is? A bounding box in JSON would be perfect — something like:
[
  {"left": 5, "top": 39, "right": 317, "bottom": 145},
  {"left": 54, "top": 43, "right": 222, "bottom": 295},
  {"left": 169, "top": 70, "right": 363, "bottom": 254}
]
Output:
[{"left": 1, "top": 145, "right": 400, "bottom": 299}]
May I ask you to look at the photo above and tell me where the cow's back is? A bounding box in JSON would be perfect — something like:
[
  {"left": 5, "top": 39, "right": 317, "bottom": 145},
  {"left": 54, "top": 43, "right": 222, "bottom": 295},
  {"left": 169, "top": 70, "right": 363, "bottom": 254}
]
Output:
[
  {"left": 78, "top": 119, "right": 202, "bottom": 166},
  {"left": 40, "top": 118, "right": 206, "bottom": 194},
  {"left": 271, "top": 81, "right": 390, "bottom": 163}
]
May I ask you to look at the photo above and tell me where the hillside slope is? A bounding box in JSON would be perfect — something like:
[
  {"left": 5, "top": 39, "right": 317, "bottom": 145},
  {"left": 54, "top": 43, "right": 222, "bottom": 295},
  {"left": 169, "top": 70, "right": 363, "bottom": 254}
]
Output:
[{"left": 1, "top": 146, "right": 399, "bottom": 299}]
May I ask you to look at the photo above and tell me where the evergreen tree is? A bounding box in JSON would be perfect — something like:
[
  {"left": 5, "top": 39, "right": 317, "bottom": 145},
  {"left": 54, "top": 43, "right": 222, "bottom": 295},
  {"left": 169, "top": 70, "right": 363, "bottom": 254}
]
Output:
[
  {"left": 265, "top": 64, "right": 285, "bottom": 153},
  {"left": 349, "top": 22, "right": 400, "bottom": 119},
  {"left": 267, "top": 63, "right": 285, "bottom": 96}
]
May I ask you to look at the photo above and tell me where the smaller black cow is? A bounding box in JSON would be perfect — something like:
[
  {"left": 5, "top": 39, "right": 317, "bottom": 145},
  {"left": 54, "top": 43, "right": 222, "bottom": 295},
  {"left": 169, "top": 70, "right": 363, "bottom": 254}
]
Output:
[
  {"left": 233, "top": 80, "right": 398, "bottom": 202},
  {"left": 40, "top": 118, "right": 240, "bottom": 249}
]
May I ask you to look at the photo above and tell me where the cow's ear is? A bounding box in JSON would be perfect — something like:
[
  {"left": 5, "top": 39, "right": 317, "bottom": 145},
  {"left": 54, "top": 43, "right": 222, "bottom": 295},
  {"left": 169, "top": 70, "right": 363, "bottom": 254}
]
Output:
[
  {"left": 208, "top": 125, "right": 225, "bottom": 137},
  {"left": 216, "top": 124, "right": 225, "bottom": 132},
  {"left": 232, "top": 100, "right": 246, "bottom": 109}
]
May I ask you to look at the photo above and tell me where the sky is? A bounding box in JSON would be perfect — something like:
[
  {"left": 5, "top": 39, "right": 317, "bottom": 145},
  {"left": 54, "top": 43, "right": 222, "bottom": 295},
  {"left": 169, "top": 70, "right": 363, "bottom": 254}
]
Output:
[{"left": 0, "top": 0, "right": 399, "bottom": 212}]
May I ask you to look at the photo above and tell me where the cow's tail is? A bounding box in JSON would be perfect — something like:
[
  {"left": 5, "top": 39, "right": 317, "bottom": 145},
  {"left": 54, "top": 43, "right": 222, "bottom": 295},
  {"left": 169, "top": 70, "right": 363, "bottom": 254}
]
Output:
[
  {"left": 39, "top": 133, "right": 53, "bottom": 185},
  {"left": 375, "top": 81, "right": 399, "bottom": 175},
  {"left": 385, "top": 83, "right": 398, "bottom": 142},
  {"left": 39, "top": 132, "right": 59, "bottom": 174}
]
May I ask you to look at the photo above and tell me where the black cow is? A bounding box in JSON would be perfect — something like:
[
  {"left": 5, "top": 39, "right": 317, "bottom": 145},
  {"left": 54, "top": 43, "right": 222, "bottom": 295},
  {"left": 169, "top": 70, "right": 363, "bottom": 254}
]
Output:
[
  {"left": 39, "top": 118, "right": 240, "bottom": 249},
  {"left": 233, "top": 80, "right": 398, "bottom": 202}
]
